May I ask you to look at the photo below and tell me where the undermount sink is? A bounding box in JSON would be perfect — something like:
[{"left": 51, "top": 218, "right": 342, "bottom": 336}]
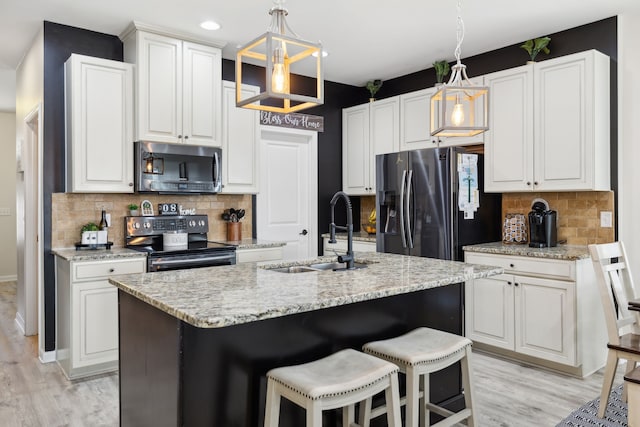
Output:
[
  {"left": 266, "top": 261, "right": 368, "bottom": 273},
  {"left": 307, "top": 262, "right": 368, "bottom": 271}
]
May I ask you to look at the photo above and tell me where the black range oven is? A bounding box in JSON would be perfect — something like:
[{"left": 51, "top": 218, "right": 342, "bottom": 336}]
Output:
[{"left": 125, "top": 215, "right": 236, "bottom": 272}]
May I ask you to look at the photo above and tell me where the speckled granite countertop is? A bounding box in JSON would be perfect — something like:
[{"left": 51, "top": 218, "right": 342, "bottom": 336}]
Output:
[
  {"left": 52, "top": 247, "right": 146, "bottom": 261},
  {"left": 462, "top": 242, "right": 590, "bottom": 261},
  {"left": 320, "top": 232, "right": 376, "bottom": 243},
  {"left": 214, "top": 238, "right": 286, "bottom": 250},
  {"left": 109, "top": 252, "right": 502, "bottom": 329}
]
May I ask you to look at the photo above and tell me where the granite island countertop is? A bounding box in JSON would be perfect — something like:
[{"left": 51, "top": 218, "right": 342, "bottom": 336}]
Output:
[
  {"left": 463, "top": 242, "right": 590, "bottom": 261},
  {"left": 320, "top": 231, "right": 376, "bottom": 243},
  {"left": 109, "top": 252, "right": 502, "bottom": 329}
]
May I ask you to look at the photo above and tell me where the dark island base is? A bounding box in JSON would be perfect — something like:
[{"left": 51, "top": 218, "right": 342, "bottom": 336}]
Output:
[{"left": 119, "top": 283, "right": 464, "bottom": 427}]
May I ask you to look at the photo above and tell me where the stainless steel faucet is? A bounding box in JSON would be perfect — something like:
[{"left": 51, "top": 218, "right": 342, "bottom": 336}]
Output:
[{"left": 329, "top": 191, "right": 355, "bottom": 270}]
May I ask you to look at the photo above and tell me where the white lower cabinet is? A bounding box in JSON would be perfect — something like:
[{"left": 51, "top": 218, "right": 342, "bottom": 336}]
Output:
[
  {"left": 322, "top": 237, "right": 376, "bottom": 255},
  {"left": 465, "top": 251, "right": 607, "bottom": 377},
  {"left": 55, "top": 256, "right": 146, "bottom": 379}
]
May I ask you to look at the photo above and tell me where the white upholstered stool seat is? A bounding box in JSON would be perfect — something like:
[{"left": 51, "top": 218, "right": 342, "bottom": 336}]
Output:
[
  {"left": 363, "top": 327, "right": 476, "bottom": 427},
  {"left": 264, "top": 348, "right": 402, "bottom": 427}
]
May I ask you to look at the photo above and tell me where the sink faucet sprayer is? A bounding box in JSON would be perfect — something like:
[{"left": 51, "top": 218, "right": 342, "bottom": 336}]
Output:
[{"left": 329, "top": 191, "right": 355, "bottom": 270}]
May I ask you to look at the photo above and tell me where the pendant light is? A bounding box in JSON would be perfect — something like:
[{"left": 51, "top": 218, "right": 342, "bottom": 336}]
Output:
[
  {"left": 431, "top": 0, "right": 489, "bottom": 137},
  {"left": 236, "top": 0, "right": 324, "bottom": 113}
]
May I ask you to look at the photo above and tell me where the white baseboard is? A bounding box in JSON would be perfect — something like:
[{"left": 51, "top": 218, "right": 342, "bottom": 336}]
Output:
[
  {"left": 0, "top": 275, "right": 17, "bottom": 282},
  {"left": 39, "top": 349, "right": 56, "bottom": 364},
  {"left": 14, "top": 312, "right": 25, "bottom": 335}
]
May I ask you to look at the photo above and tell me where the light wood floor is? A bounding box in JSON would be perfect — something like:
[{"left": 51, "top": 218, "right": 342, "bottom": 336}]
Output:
[{"left": 0, "top": 281, "right": 626, "bottom": 426}]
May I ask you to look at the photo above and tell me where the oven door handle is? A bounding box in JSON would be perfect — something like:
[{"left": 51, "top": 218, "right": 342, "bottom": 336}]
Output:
[{"left": 150, "top": 254, "right": 236, "bottom": 267}]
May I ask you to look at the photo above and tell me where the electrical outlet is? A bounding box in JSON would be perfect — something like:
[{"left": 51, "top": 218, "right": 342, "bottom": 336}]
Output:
[
  {"left": 0, "top": 207, "right": 10, "bottom": 216},
  {"left": 600, "top": 211, "right": 613, "bottom": 228}
]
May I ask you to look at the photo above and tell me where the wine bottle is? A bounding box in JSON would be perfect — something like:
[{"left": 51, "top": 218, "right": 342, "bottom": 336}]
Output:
[{"left": 99, "top": 210, "right": 108, "bottom": 230}]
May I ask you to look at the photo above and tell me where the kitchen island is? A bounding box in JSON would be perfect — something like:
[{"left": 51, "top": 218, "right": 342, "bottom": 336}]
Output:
[{"left": 109, "top": 252, "right": 502, "bottom": 427}]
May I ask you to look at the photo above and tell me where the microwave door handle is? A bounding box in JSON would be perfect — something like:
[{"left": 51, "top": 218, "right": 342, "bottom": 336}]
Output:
[
  {"left": 400, "top": 169, "right": 407, "bottom": 248},
  {"left": 213, "top": 151, "right": 221, "bottom": 186},
  {"left": 406, "top": 169, "right": 414, "bottom": 249}
]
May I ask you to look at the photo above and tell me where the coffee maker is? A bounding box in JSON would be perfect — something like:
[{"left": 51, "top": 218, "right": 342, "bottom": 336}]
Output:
[{"left": 528, "top": 200, "right": 558, "bottom": 248}]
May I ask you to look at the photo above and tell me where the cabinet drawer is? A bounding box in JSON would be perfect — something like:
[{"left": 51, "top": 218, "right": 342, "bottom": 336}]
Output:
[
  {"left": 465, "top": 252, "right": 574, "bottom": 280},
  {"left": 73, "top": 258, "right": 146, "bottom": 281}
]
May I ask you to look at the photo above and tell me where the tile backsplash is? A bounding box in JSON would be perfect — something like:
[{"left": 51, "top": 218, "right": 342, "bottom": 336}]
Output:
[
  {"left": 51, "top": 193, "right": 252, "bottom": 248},
  {"left": 502, "top": 191, "right": 615, "bottom": 245},
  {"left": 360, "top": 191, "right": 615, "bottom": 245}
]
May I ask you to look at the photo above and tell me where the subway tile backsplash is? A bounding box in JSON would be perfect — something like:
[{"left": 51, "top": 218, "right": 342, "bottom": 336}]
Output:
[{"left": 51, "top": 193, "right": 252, "bottom": 249}]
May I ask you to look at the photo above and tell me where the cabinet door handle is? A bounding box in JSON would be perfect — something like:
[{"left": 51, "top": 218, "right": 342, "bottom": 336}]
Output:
[
  {"left": 109, "top": 268, "right": 115, "bottom": 273},
  {"left": 177, "top": 135, "right": 182, "bottom": 139},
  {"left": 509, "top": 263, "right": 515, "bottom": 268},
  {"left": 184, "top": 135, "right": 189, "bottom": 140},
  {"left": 514, "top": 282, "right": 519, "bottom": 287},
  {"left": 128, "top": 182, "right": 134, "bottom": 187},
  {"left": 526, "top": 181, "right": 531, "bottom": 186},
  {"left": 507, "top": 281, "right": 512, "bottom": 285},
  {"left": 534, "top": 181, "right": 538, "bottom": 186}
]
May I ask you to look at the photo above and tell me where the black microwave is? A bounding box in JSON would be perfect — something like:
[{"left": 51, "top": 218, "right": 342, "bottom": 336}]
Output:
[{"left": 134, "top": 141, "right": 222, "bottom": 194}]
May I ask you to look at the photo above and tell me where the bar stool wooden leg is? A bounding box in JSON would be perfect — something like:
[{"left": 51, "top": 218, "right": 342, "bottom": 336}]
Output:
[
  {"left": 386, "top": 372, "right": 403, "bottom": 427},
  {"left": 358, "top": 397, "right": 373, "bottom": 427},
  {"left": 264, "top": 380, "right": 281, "bottom": 427},
  {"left": 461, "top": 345, "right": 476, "bottom": 427},
  {"left": 406, "top": 365, "right": 419, "bottom": 427},
  {"left": 420, "top": 372, "right": 429, "bottom": 427}
]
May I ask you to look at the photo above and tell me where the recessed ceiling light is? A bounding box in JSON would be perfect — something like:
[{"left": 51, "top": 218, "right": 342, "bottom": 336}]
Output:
[
  {"left": 312, "top": 50, "right": 328, "bottom": 58},
  {"left": 200, "top": 21, "right": 221, "bottom": 31}
]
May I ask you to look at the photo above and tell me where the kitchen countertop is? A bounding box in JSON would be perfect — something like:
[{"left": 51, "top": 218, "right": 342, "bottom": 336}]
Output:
[
  {"left": 320, "top": 231, "right": 376, "bottom": 243},
  {"left": 52, "top": 247, "right": 146, "bottom": 261},
  {"left": 109, "top": 251, "right": 502, "bottom": 329},
  {"left": 214, "top": 238, "right": 286, "bottom": 250},
  {"left": 463, "top": 242, "right": 590, "bottom": 261}
]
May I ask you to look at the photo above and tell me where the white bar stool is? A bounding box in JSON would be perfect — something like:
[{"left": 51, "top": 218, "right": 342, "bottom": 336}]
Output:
[
  {"left": 263, "top": 348, "right": 402, "bottom": 427},
  {"left": 362, "top": 327, "right": 476, "bottom": 427}
]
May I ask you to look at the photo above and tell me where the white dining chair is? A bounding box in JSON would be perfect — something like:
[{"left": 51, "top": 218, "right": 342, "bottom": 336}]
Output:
[{"left": 589, "top": 241, "right": 640, "bottom": 418}]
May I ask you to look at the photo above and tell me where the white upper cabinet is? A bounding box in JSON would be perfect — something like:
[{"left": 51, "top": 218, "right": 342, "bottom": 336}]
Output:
[
  {"left": 65, "top": 54, "right": 134, "bottom": 193},
  {"left": 122, "top": 25, "right": 223, "bottom": 147},
  {"left": 221, "top": 81, "right": 259, "bottom": 194},
  {"left": 342, "top": 97, "right": 399, "bottom": 195},
  {"left": 399, "top": 87, "right": 438, "bottom": 151},
  {"left": 485, "top": 50, "right": 610, "bottom": 192}
]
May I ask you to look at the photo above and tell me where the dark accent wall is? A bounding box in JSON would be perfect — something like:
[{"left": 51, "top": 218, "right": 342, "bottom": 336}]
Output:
[{"left": 43, "top": 21, "right": 123, "bottom": 351}]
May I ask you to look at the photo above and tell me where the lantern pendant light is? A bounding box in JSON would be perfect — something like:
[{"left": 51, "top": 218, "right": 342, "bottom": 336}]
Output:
[
  {"left": 431, "top": 0, "right": 489, "bottom": 137},
  {"left": 236, "top": 0, "right": 324, "bottom": 113}
]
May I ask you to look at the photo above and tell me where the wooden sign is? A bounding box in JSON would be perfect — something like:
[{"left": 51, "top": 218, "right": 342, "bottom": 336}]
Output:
[{"left": 259, "top": 111, "right": 324, "bottom": 132}]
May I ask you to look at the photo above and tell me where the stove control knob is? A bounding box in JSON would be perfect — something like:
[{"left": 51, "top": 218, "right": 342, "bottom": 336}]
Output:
[
  {"left": 144, "top": 222, "right": 151, "bottom": 229},
  {"left": 133, "top": 222, "right": 140, "bottom": 229},
  {"left": 199, "top": 220, "right": 205, "bottom": 226}
]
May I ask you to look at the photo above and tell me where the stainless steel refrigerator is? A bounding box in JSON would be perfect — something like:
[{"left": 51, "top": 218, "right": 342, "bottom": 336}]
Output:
[{"left": 376, "top": 147, "right": 502, "bottom": 261}]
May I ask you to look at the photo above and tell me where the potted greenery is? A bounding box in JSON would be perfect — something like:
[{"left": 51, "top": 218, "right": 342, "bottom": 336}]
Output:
[
  {"left": 365, "top": 79, "right": 383, "bottom": 102},
  {"left": 433, "top": 60, "right": 450, "bottom": 85},
  {"left": 128, "top": 203, "right": 139, "bottom": 216},
  {"left": 521, "top": 37, "right": 551, "bottom": 63}
]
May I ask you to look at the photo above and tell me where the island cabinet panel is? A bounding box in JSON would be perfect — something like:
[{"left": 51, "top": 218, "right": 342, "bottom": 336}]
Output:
[{"left": 118, "top": 283, "right": 464, "bottom": 427}]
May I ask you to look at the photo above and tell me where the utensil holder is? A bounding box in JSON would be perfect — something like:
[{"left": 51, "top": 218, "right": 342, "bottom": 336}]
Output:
[{"left": 227, "top": 222, "right": 242, "bottom": 241}]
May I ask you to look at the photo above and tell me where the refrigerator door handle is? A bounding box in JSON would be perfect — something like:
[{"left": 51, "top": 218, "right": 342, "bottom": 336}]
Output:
[
  {"left": 400, "top": 169, "right": 407, "bottom": 248},
  {"left": 406, "top": 169, "right": 414, "bottom": 249}
]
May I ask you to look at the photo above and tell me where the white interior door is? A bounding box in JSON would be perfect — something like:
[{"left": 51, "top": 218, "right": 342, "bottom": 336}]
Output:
[{"left": 257, "top": 127, "right": 317, "bottom": 261}]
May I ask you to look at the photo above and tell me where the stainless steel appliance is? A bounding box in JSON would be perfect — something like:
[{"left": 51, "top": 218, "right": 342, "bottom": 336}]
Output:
[
  {"left": 376, "top": 147, "right": 502, "bottom": 261},
  {"left": 528, "top": 201, "right": 558, "bottom": 248},
  {"left": 125, "top": 215, "right": 236, "bottom": 272},
  {"left": 135, "top": 141, "right": 222, "bottom": 194}
]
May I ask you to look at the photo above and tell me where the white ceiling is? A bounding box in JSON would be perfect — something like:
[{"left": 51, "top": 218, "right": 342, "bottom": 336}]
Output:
[{"left": 1, "top": 0, "right": 639, "bottom": 113}]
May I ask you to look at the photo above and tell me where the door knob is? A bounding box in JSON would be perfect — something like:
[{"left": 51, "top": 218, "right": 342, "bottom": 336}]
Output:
[{"left": 299, "top": 229, "right": 308, "bottom": 236}]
